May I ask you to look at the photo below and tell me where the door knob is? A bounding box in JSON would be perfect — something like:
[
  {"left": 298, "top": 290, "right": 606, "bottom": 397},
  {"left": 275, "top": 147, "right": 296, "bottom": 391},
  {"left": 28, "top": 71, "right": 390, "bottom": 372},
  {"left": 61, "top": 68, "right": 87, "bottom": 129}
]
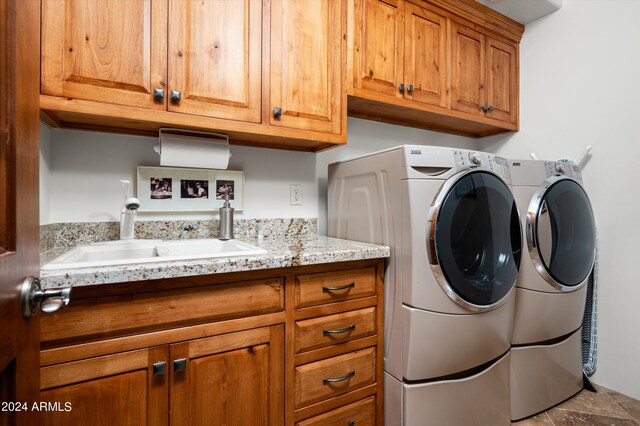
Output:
[
  {"left": 170, "top": 90, "right": 181, "bottom": 103},
  {"left": 273, "top": 107, "right": 282, "bottom": 118},
  {"left": 407, "top": 84, "right": 414, "bottom": 94},
  {"left": 21, "top": 276, "right": 71, "bottom": 318},
  {"left": 399, "top": 83, "right": 405, "bottom": 93}
]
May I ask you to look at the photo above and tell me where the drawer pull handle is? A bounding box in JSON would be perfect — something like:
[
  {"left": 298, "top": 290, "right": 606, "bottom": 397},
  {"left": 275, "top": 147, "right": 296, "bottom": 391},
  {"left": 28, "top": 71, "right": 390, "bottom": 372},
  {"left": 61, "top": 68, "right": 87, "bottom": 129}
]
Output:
[
  {"left": 348, "top": 420, "right": 355, "bottom": 426},
  {"left": 152, "top": 361, "right": 167, "bottom": 377},
  {"left": 173, "top": 358, "right": 187, "bottom": 373},
  {"left": 323, "top": 324, "right": 356, "bottom": 336},
  {"left": 322, "top": 282, "right": 355, "bottom": 293},
  {"left": 323, "top": 370, "right": 355, "bottom": 385}
]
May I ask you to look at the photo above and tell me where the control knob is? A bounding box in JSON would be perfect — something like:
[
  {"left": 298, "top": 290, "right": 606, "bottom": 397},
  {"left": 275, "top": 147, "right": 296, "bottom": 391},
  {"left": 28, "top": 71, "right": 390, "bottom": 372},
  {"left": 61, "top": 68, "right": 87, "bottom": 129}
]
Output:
[
  {"left": 468, "top": 152, "right": 482, "bottom": 166},
  {"left": 555, "top": 163, "right": 565, "bottom": 174}
]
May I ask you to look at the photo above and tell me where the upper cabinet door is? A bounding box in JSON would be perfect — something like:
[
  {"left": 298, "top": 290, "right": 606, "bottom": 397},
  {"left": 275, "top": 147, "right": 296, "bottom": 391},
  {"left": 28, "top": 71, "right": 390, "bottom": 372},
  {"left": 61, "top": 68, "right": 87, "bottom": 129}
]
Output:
[
  {"left": 403, "top": 2, "right": 447, "bottom": 107},
  {"left": 450, "top": 21, "right": 485, "bottom": 116},
  {"left": 168, "top": 0, "right": 262, "bottom": 123},
  {"left": 41, "top": 0, "right": 167, "bottom": 110},
  {"left": 270, "top": 0, "right": 343, "bottom": 134},
  {"left": 486, "top": 38, "right": 517, "bottom": 123},
  {"left": 353, "top": 0, "right": 404, "bottom": 99}
]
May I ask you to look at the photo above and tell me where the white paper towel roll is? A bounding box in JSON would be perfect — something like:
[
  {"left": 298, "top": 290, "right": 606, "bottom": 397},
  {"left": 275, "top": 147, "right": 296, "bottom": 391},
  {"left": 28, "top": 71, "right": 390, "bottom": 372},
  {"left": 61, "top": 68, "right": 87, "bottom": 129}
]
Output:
[{"left": 158, "top": 132, "right": 231, "bottom": 169}]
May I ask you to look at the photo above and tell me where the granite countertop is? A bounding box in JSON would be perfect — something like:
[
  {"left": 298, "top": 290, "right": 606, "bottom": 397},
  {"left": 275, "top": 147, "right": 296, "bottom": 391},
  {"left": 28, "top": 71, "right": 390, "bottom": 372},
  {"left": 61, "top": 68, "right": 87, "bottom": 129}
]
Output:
[{"left": 39, "top": 236, "right": 390, "bottom": 289}]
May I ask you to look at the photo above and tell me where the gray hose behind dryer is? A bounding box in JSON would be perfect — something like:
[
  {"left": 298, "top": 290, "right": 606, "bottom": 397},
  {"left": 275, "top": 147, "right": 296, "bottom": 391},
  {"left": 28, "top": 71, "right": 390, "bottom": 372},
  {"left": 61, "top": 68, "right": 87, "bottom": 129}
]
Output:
[{"left": 582, "top": 229, "right": 599, "bottom": 376}]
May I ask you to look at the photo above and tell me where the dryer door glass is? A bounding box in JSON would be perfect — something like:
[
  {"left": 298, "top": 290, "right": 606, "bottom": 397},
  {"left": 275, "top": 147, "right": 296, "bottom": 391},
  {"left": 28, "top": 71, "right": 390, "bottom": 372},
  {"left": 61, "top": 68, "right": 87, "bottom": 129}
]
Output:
[
  {"left": 536, "top": 179, "right": 595, "bottom": 286},
  {"left": 435, "top": 171, "right": 521, "bottom": 306}
]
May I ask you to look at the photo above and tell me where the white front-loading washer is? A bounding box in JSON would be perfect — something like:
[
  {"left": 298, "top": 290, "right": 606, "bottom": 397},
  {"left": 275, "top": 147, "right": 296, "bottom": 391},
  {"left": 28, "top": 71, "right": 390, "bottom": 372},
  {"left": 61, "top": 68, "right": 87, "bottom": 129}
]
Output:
[
  {"left": 328, "top": 145, "right": 522, "bottom": 426},
  {"left": 508, "top": 159, "right": 596, "bottom": 421}
]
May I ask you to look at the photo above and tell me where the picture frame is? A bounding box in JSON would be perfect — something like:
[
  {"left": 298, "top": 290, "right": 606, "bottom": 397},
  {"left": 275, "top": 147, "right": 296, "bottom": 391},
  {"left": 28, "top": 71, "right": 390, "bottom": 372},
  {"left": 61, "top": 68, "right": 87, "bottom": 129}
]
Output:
[{"left": 137, "top": 166, "right": 244, "bottom": 212}]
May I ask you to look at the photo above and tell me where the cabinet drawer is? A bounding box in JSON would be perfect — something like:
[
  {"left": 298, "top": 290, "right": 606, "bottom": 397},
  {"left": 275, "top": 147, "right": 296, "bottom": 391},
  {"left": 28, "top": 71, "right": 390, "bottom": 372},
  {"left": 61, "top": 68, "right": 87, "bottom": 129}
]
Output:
[
  {"left": 41, "top": 278, "right": 285, "bottom": 344},
  {"left": 296, "top": 396, "right": 375, "bottom": 426},
  {"left": 295, "top": 307, "right": 376, "bottom": 354},
  {"left": 295, "top": 268, "right": 376, "bottom": 308},
  {"left": 294, "top": 347, "right": 376, "bottom": 408}
]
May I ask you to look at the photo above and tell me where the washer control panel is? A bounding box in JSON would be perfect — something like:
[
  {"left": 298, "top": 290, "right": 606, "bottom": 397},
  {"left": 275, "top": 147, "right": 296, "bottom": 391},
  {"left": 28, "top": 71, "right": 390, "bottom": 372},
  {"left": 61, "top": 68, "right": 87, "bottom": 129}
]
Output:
[
  {"left": 544, "top": 161, "right": 583, "bottom": 183},
  {"left": 453, "top": 150, "right": 512, "bottom": 184}
]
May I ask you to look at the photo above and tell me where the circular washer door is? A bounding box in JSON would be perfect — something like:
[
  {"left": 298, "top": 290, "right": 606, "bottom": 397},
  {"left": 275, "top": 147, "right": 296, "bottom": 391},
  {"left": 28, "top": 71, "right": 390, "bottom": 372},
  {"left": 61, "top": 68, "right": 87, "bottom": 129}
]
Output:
[
  {"left": 429, "top": 170, "right": 522, "bottom": 311},
  {"left": 528, "top": 176, "right": 596, "bottom": 290}
]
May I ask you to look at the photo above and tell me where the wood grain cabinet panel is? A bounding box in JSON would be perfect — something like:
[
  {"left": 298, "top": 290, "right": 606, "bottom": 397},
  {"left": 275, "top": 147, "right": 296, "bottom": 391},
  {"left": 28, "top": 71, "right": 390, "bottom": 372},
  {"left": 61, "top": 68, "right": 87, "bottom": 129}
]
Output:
[
  {"left": 40, "top": 347, "right": 169, "bottom": 426},
  {"left": 294, "top": 307, "right": 376, "bottom": 354},
  {"left": 403, "top": 2, "right": 447, "bottom": 107},
  {"left": 294, "top": 347, "right": 376, "bottom": 408},
  {"left": 41, "top": 0, "right": 167, "bottom": 110},
  {"left": 486, "top": 37, "right": 517, "bottom": 123},
  {"left": 168, "top": 0, "right": 262, "bottom": 123},
  {"left": 170, "top": 326, "right": 284, "bottom": 426},
  {"left": 450, "top": 21, "right": 485, "bottom": 116},
  {"left": 353, "top": 0, "right": 404, "bottom": 99},
  {"left": 296, "top": 396, "right": 376, "bottom": 426},
  {"left": 349, "top": 0, "right": 522, "bottom": 137},
  {"left": 295, "top": 267, "right": 376, "bottom": 308},
  {"left": 270, "top": 0, "right": 343, "bottom": 134}
]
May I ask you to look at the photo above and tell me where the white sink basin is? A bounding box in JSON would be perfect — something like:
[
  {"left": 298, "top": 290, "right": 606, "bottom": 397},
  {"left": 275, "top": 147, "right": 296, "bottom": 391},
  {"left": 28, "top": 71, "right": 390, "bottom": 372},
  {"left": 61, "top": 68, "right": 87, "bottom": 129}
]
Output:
[{"left": 42, "top": 239, "right": 268, "bottom": 270}]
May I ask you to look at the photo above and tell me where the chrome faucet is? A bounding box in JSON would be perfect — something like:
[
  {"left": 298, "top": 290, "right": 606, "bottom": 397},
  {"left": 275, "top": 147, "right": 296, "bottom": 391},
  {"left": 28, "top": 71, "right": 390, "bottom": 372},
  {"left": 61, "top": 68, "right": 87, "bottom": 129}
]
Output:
[{"left": 119, "top": 180, "right": 140, "bottom": 240}]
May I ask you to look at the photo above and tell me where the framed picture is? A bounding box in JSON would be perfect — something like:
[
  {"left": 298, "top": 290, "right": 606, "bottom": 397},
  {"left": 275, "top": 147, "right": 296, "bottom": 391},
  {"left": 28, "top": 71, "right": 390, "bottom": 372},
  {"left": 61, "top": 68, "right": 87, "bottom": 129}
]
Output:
[{"left": 137, "top": 166, "right": 244, "bottom": 212}]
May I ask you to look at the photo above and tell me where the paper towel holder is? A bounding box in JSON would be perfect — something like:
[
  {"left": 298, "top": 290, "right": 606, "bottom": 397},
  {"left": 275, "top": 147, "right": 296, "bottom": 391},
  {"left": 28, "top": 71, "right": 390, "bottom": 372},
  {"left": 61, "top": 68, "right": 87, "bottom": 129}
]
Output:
[{"left": 154, "top": 128, "right": 232, "bottom": 159}]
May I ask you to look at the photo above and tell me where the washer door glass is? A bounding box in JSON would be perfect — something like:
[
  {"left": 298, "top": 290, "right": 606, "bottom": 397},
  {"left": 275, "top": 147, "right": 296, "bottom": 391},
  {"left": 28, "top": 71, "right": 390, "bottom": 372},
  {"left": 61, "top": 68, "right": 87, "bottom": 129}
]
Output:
[
  {"left": 435, "top": 171, "right": 521, "bottom": 306},
  {"left": 535, "top": 179, "right": 595, "bottom": 287}
]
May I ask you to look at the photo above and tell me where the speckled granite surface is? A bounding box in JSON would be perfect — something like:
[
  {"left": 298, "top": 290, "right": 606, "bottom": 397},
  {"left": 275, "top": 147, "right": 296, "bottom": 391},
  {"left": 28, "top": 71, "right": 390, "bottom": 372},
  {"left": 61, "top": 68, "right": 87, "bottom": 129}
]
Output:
[
  {"left": 40, "top": 218, "right": 318, "bottom": 251},
  {"left": 40, "top": 236, "right": 389, "bottom": 289}
]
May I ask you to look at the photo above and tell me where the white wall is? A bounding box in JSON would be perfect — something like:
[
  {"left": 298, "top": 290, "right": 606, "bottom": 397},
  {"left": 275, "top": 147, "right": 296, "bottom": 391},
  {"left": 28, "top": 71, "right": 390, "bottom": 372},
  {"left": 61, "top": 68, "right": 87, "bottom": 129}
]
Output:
[
  {"left": 483, "top": 0, "right": 640, "bottom": 399},
  {"left": 41, "top": 119, "right": 477, "bottom": 224},
  {"left": 44, "top": 129, "right": 319, "bottom": 222},
  {"left": 39, "top": 122, "right": 52, "bottom": 225}
]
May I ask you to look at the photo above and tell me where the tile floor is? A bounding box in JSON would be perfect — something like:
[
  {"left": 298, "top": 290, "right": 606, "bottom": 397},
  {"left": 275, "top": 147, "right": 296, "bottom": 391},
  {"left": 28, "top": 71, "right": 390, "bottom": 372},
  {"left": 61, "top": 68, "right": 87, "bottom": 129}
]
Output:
[{"left": 513, "top": 384, "right": 640, "bottom": 425}]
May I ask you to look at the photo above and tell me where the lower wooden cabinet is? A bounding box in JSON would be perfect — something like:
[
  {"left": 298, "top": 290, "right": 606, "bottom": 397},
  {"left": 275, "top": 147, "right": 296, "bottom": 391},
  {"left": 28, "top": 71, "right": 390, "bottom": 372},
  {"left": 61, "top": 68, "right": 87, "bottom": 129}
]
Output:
[
  {"left": 170, "top": 326, "right": 284, "bottom": 426},
  {"left": 40, "top": 347, "right": 169, "bottom": 426},
  {"left": 39, "top": 259, "right": 385, "bottom": 425},
  {"left": 40, "top": 327, "right": 283, "bottom": 426}
]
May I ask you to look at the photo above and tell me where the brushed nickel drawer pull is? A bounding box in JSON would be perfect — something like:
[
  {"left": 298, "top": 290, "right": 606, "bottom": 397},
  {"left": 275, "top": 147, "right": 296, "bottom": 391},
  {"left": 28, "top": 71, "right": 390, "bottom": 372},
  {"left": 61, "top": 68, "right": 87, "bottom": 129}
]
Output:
[
  {"left": 173, "top": 358, "right": 187, "bottom": 373},
  {"left": 323, "top": 370, "right": 355, "bottom": 385},
  {"left": 152, "top": 361, "right": 167, "bottom": 377},
  {"left": 322, "top": 282, "right": 355, "bottom": 293},
  {"left": 323, "top": 324, "right": 356, "bottom": 336}
]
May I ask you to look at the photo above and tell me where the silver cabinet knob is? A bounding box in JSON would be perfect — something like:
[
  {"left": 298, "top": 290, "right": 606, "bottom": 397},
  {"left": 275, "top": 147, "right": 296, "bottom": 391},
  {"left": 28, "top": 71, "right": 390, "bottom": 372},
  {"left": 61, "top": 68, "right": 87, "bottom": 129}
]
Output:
[
  {"left": 273, "top": 107, "right": 282, "bottom": 118},
  {"left": 170, "top": 90, "right": 181, "bottom": 103},
  {"left": 407, "top": 84, "right": 414, "bottom": 94},
  {"left": 21, "top": 277, "right": 71, "bottom": 318},
  {"left": 153, "top": 88, "right": 165, "bottom": 100}
]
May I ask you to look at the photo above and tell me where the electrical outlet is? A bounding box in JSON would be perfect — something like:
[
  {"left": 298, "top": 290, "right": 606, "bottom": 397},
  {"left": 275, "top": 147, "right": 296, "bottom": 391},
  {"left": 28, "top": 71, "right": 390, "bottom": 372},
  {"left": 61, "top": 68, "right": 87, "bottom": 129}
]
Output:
[{"left": 290, "top": 184, "right": 302, "bottom": 205}]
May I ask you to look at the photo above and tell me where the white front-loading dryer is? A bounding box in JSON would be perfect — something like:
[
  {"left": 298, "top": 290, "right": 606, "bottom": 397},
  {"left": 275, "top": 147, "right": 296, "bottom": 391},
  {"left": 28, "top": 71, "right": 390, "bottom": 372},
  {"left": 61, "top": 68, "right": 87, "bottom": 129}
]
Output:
[
  {"left": 329, "top": 146, "right": 522, "bottom": 426},
  {"left": 508, "top": 159, "right": 596, "bottom": 421}
]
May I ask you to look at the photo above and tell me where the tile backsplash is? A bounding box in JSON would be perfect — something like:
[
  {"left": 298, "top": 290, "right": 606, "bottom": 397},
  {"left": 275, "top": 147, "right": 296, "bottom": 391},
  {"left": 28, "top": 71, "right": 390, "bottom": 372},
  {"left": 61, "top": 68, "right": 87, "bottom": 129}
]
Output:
[{"left": 40, "top": 218, "right": 318, "bottom": 252}]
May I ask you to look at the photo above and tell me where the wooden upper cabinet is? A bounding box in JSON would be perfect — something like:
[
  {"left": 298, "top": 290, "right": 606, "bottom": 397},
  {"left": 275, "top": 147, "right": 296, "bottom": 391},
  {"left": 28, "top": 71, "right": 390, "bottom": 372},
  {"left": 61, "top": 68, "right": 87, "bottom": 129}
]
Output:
[
  {"left": 450, "top": 21, "right": 485, "bottom": 116},
  {"left": 41, "top": 0, "right": 167, "bottom": 110},
  {"left": 486, "top": 37, "right": 517, "bottom": 123},
  {"left": 168, "top": 0, "right": 262, "bottom": 123},
  {"left": 170, "top": 326, "right": 284, "bottom": 426},
  {"left": 403, "top": 2, "right": 447, "bottom": 107},
  {"left": 40, "top": 347, "right": 169, "bottom": 426},
  {"left": 270, "top": 0, "right": 343, "bottom": 134},
  {"left": 353, "top": 0, "right": 404, "bottom": 99}
]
